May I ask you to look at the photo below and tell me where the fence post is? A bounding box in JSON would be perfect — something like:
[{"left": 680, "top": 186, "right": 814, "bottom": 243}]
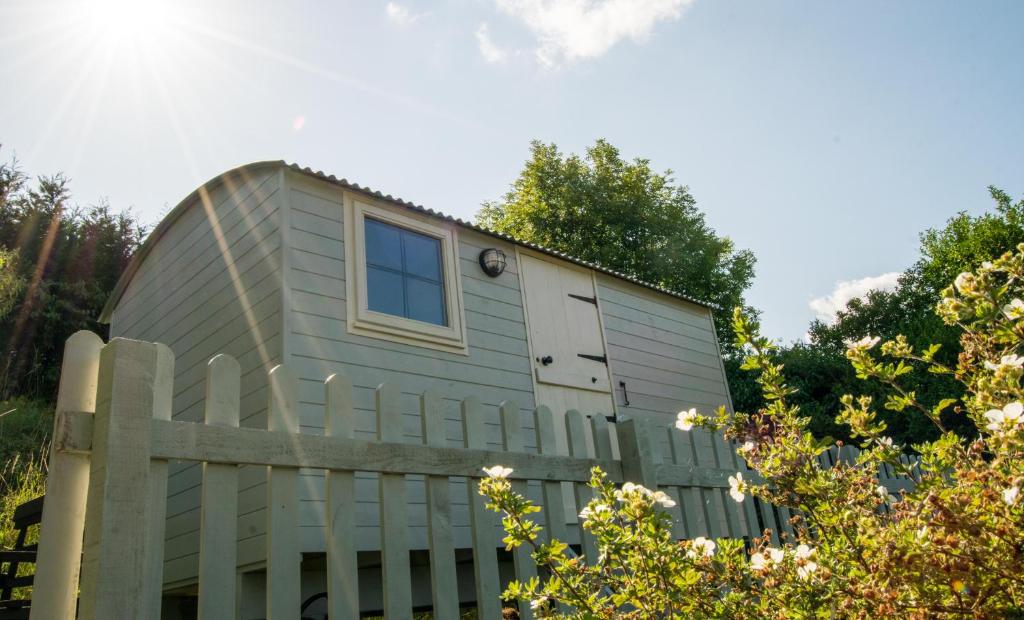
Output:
[
  {"left": 78, "top": 338, "right": 169, "bottom": 620},
  {"left": 617, "top": 418, "right": 658, "bottom": 489},
  {"left": 31, "top": 331, "right": 103, "bottom": 620}
]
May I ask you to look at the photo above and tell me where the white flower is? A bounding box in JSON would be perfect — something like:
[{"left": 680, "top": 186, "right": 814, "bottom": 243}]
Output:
[
  {"left": 984, "top": 402, "right": 1024, "bottom": 433},
  {"left": 751, "top": 548, "right": 783, "bottom": 571},
  {"left": 739, "top": 440, "right": 755, "bottom": 454},
  {"left": 652, "top": 490, "right": 677, "bottom": 508},
  {"left": 687, "top": 536, "right": 716, "bottom": 559},
  {"left": 876, "top": 484, "right": 888, "bottom": 499},
  {"left": 578, "top": 503, "right": 611, "bottom": 520},
  {"left": 845, "top": 335, "right": 881, "bottom": 350},
  {"left": 794, "top": 544, "right": 814, "bottom": 560},
  {"left": 954, "top": 272, "right": 974, "bottom": 292},
  {"left": 877, "top": 436, "right": 894, "bottom": 449},
  {"left": 1003, "top": 298, "right": 1024, "bottom": 320},
  {"left": 728, "top": 472, "right": 746, "bottom": 503},
  {"left": 530, "top": 597, "right": 548, "bottom": 611},
  {"left": 615, "top": 481, "right": 654, "bottom": 502},
  {"left": 482, "top": 465, "right": 513, "bottom": 479},
  {"left": 1004, "top": 486, "right": 1020, "bottom": 506},
  {"left": 750, "top": 552, "right": 768, "bottom": 570},
  {"left": 797, "top": 561, "right": 818, "bottom": 580},
  {"left": 982, "top": 261, "right": 993, "bottom": 269},
  {"left": 985, "top": 354, "right": 1024, "bottom": 371},
  {"left": 675, "top": 408, "right": 698, "bottom": 431}
]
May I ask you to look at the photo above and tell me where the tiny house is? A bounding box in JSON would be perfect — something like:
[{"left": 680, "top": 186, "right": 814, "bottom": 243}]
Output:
[{"left": 99, "top": 161, "right": 735, "bottom": 614}]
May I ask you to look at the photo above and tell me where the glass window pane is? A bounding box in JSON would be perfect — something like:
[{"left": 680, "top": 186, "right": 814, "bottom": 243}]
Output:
[
  {"left": 402, "top": 230, "right": 442, "bottom": 281},
  {"left": 406, "top": 278, "right": 446, "bottom": 326},
  {"left": 365, "top": 218, "right": 402, "bottom": 270},
  {"left": 367, "top": 266, "right": 405, "bottom": 317}
]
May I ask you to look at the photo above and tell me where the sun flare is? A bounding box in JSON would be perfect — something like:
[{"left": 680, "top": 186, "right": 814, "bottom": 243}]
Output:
[{"left": 78, "top": 0, "right": 175, "bottom": 44}]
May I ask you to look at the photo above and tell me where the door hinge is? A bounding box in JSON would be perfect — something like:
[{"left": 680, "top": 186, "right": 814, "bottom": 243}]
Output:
[
  {"left": 577, "top": 353, "right": 607, "bottom": 365},
  {"left": 568, "top": 293, "right": 598, "bottom": 305}
]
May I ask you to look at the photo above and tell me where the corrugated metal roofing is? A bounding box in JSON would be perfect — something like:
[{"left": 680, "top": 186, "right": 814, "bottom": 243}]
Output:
[{"left": 100, "top": 160, "right": 710, "bottom": 322}]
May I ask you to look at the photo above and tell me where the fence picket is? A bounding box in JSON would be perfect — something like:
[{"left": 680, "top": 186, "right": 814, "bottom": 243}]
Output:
[
  {"left": 198, "top": 355, "right": 241, "bottom": 620},
  {"left": 722, "top": 437, "right": 761, "bottom": 542},
  {"left": 667, "top": 428, "right": 707, "bottom": 538},
  {"left": 534, "top": 406, "right": 568, "bottom": 543},
  {"left": 693, "top": 430, "right": 729, "bottom": 538},
  {"left": 710, "top": 434, "right": 744, "bottom": 538},
  {"left": 378, "top": 382, "right": 413, "bottom": 618},
  {"left": 500, "top": 400, "right": 536, "bottom": 620},
  {"left": 662, "top": 429, "right": 689, "bottom": 539},
  {"left": 463, "top": 397, "right": 503, "bottom": 619},
  {"left": 325, "top": 374, "right": 359, "bottom": 620},
  {"left": 422, "top": 390, "right": 458, "bottom": 620},
  {"left": 565, "top": 410, "right": 598, "bottom": 563},
  {"left": 590, "top": 414, "right": 614, "bottom": 461},
  {"left": 267, "top": 365, "right": 301, "bottom": 620},
  {"left": 143, "top": 344, "right": 174, "bottom": 618}
]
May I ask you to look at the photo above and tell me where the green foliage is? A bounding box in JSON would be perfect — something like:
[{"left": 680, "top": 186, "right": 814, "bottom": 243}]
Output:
[
  {"left": 0, "top": 398, "right": 53, "bottom": 465},
  {"left": 480, "top": 248, "right": 1024, "bottom": 618},
  {"left": 732, "top": 189, "right": 1024, "bottom": 448},
  {"left": 477, "top": 139, "right": 756, "bottom": 349},
  {"left": 0, "top": 449, "right": 46, "bottom": 600},
  {"left": 0, "top": 146, "right": 145, "bottom": 400}
]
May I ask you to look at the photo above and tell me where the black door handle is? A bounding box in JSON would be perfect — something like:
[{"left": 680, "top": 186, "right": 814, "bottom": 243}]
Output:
[{"left": 537, "top": 355, "right": 553, "bottom": 366}]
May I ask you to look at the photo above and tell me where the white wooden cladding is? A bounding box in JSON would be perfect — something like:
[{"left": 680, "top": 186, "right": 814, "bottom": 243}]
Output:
[{"left": 36, "top": 334, "right": 919, "bottom": 618}]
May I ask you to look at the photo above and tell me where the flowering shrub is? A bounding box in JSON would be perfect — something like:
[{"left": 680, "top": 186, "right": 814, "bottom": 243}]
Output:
[{"left": 479, "top": 246, "right": 1024, "bottom": 618}]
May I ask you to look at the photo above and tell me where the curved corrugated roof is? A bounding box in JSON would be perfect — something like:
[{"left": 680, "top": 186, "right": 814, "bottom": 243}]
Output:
[{"left": 100, "top": 160, "right": 710, "bottom": 322}]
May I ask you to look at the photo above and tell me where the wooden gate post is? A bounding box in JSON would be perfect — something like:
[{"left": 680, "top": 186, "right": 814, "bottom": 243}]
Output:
[
  {"left": 31, "top": 331, "right": 104, "bottom": 620},
  {"left": 77, "top": 338, "right": 172, "bottom": 620}
]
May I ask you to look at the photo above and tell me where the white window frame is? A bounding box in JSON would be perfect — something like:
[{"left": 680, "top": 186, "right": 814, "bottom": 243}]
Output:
[{"left": 344, "top": 196, "right": 468, "bottom": 354}]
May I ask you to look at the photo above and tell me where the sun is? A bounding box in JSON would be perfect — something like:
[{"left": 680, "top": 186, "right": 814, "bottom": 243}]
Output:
[{"left": 78, "top": 0, "right": 176, "bottom": 45}]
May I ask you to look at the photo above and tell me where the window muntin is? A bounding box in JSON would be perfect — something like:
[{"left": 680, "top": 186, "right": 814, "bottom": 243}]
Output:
[{"left": 364, "top": 217, "right": 447, "bottom": 327}]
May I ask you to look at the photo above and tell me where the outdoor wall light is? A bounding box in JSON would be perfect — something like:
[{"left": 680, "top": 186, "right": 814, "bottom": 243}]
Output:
[{"left": 478, "top": 248, "right": 507, "bottom": 278}]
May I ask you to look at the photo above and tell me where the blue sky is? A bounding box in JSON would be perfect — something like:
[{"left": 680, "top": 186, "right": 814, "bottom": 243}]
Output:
[{"left": 2, "top": 0, "right": 1023, "bottom": 342}]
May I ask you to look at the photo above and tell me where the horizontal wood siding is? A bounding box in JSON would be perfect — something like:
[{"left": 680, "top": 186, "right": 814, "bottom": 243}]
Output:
[
  {"left": 597, "top": 275, "right": 733, "bottom": 429},
  {"left": 283, "top": 174, "right": 537, "bottom": 552},
  {"left": 109, "top": 168, "right": 283, "bottom": 585}
]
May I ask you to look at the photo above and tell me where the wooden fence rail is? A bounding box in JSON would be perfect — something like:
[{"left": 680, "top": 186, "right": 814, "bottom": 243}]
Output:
[{"left": 30, "top": 334, "right": 915, "bottom": 619}]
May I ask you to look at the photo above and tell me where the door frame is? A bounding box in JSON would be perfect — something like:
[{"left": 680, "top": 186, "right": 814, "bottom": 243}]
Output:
[{"left": 514, "top": 247, "right": 620, "bottom": 421}]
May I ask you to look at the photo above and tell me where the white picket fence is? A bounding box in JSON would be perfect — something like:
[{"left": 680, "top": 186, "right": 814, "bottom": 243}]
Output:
[{"left": 27, "top": 333, "right": 913, "bottom": 619}]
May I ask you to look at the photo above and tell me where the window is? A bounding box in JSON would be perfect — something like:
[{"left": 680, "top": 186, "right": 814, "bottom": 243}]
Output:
[
  {"left": 365, "top": 218, "right": 447, "bottom": 326},
  {"left": 345, "top": 199, "right": 467, "bottom": 353}
]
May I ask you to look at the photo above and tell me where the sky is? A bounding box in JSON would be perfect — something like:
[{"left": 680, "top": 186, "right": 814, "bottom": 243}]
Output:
[{"left": 2, "top": 0, "right": 1023, "bottom": 343}]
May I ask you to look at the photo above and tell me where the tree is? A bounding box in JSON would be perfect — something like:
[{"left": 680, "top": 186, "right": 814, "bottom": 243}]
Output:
[
  {"left": 0, "top": 146, "right": 146, "bottom": 400},
  {"left": 477, "top": 139, "right": 756, "bottom": 348},
  {"left": 732, "top": 188, "right": 1024, "bottom": 447}
]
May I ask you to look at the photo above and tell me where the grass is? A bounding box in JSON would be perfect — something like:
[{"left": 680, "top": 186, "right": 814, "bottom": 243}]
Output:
[{"left": 0, "top": 398, "right": 52, "bottom": 600}]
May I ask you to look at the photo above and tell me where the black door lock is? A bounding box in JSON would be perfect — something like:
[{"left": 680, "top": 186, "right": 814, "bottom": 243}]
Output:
[{"left": 537, "top": 355, "right": 553, "bottom": 366}]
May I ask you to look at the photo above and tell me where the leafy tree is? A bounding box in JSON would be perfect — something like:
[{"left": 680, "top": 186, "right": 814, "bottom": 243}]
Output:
[
  {"left": 733, "top": 188, "right": 1024, "bottom": 447},
  {"left": 0, "top": 146, "right": 146, "bottom": 400},
  {"left": 477, "top": 139, "right": 756, "bottom": 348}
]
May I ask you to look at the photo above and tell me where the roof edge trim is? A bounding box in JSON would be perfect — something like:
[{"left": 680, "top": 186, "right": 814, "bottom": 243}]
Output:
[{"left": 100, "top": 160, "right": 713, "bottom": 323}]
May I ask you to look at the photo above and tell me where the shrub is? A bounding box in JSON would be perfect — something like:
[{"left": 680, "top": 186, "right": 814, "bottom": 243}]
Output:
[{"left": 480, "top": 246, "right": 1024, "bottom": 618}]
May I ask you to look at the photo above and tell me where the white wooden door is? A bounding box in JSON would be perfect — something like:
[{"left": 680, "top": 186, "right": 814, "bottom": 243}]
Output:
[{"left": 520, "top": 253, "right": 615, "bottom": 444}]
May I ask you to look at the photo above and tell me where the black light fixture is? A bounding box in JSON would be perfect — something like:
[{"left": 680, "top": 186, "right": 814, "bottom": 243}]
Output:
[{"left": 478, "top": 248, "right": 507, "bottom": 277}]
